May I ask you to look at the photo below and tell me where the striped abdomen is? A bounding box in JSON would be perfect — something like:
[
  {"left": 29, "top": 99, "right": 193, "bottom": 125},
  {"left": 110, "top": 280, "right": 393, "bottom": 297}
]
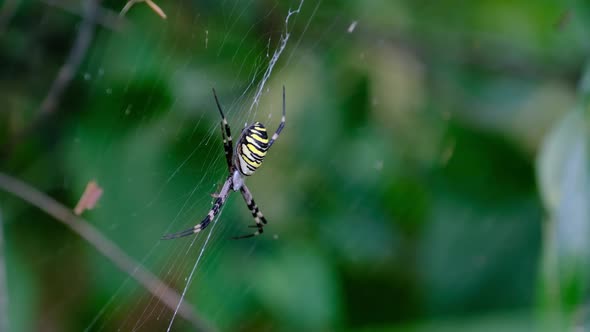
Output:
[{"left": 236, "top": 122, "right": 269, "bottom": 176}]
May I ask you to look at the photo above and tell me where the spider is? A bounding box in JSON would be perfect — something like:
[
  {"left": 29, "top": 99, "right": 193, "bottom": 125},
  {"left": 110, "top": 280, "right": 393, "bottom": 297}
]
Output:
[{"left": 162, "top": 86, "right": 286, "bottom": 240}]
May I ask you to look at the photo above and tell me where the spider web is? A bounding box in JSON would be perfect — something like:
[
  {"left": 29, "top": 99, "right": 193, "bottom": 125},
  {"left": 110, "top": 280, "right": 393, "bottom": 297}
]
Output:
[
  {"left": 67, "top": 1, "right": 325, "bottom": 331},
  {"left": 3, "top": 1, "right": 582, "bottom": 331},
  {"left": 5, "top": 0, "right": 451, "bottom": 330}
]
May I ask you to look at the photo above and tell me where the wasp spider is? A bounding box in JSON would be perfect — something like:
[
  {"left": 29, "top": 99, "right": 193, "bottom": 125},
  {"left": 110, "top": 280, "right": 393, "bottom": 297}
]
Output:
[{"left": 162, "top": 87, "right": 286, "bottom": 240}]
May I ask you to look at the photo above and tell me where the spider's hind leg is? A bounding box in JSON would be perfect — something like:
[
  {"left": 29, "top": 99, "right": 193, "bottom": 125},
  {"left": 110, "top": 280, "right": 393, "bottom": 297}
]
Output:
[{"left": 232, "top": 184, "right": 267, "bottom": 239}]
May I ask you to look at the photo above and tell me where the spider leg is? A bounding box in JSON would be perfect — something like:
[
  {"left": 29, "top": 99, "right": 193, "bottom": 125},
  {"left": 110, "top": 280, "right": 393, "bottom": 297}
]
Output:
[
  {"left": 232, "top": 87, "right": 285, "bottom": 239},
  {"left": 267, "top": 85, "right": 286, "bottom": 149},
  {"left": 232, "top": 184, "right": 267, "bottom": 239},
  {"left": 213, "top": 88, "right": 233, "bottom": 172},
  {"left": 162, "top": 176, "right": 232, "bottom": 240}
]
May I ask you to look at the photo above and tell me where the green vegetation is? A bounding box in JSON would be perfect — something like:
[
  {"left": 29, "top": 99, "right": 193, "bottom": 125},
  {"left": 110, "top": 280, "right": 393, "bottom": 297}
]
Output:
[{"left": 1, "top": 1, "right": 589, "bottom": 331}]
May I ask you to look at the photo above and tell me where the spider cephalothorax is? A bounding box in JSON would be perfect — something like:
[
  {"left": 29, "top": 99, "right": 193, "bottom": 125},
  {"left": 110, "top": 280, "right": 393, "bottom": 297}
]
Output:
[{"left": 162, "top": 87, "right": 285, "bottom": 240}]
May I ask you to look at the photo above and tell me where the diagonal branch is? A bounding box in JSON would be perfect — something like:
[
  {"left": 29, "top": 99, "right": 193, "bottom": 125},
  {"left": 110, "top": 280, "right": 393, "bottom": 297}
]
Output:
[
  {"left": 2, "top": 0, "right": 99, "bottom": 159},
  {"left": 0, "top": 172, "right": 215, "bottom": 332},
  {"left": 39, "top": 0, "right": 98, "bottom": 116}
]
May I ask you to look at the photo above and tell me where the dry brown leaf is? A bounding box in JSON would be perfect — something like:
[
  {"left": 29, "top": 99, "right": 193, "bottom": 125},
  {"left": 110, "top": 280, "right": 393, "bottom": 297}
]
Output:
[{"left": 74, "top": 180, "right": 103, "bottom": 215}]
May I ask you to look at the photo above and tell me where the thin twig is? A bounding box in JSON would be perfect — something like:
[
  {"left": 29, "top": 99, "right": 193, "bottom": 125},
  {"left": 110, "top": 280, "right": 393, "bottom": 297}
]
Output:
[
  {"left": 120, "top": 0, "right": 167, "bottom": 19},
  {"left": 0, "top": 172, "right": 214, "bottom": 332},
  {"left": 0, "top": 208, "right": 9, "bottom": 332}
]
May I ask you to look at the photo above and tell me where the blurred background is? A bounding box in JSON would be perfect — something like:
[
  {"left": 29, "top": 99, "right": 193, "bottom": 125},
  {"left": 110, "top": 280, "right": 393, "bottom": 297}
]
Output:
[{"left": 1, "top": 0, "right": 590, "bottom": 331}]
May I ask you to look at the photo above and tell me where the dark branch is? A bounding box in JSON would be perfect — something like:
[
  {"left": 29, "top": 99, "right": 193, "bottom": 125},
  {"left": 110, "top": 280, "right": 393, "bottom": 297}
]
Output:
[
  {"left": 1, "top": 0, "right": 99, "bottom": 159},
  {"left": 39, "top": 0, "right": 98, "bottom": 116},
  {"left": 0, "top": 0, "right": 19, "bottom": 35},
  {"left": 41, "top": 0, "right": 127, "bottom": 31}
]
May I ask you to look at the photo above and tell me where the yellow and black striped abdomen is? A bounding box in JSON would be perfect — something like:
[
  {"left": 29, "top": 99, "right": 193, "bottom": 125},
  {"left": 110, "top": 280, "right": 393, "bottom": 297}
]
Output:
[{"left": 236, "top": 122, "right": 269, "bottom": 176}]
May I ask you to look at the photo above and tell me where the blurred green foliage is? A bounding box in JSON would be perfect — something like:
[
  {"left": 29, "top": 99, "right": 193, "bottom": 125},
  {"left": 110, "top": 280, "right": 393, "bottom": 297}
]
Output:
[{"left": 1, "top": 0, "right": 590, "bottom": 331}]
